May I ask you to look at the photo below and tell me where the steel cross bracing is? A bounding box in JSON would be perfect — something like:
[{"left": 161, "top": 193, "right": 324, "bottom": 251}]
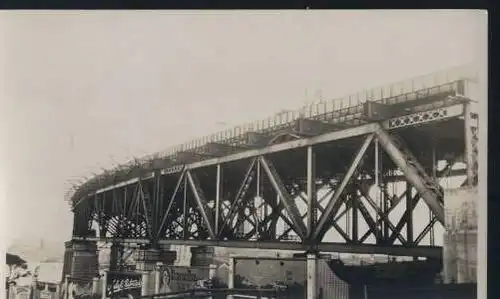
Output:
[{"left": 71, "top": 83, "right": 478, "bottom": 259}]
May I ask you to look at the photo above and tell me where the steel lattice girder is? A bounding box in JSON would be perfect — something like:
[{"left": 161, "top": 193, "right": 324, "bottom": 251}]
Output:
[
  {"left": 72, "top": 102, "right": 472, "bottom": 257},
  {"left": 73, "top": 102, "right": 466, "bottom": 202},
  {"left": 73, "top": 236, "right": 443, "bottom": 258}
]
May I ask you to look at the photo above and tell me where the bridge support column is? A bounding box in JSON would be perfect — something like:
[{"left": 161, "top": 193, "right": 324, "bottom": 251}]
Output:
[
  {"left": 141, "top": 271, "right": 150, "bottom": 297},
  {"left": 307, "top": 253, "right": 318, "bottom": 299},
  {"left": 109, "top": 243, "right": 124, "bottom": 271},
  {"left": 154, "top": 262, "right": 163, "bottom": 294},
  {"left": 136, "top": 249, "right": 176, "bottom": 296},
  {"left": 101, "top": 270, "right": 108, "bottom": 299},
  {"left": 227, "top": 256, "right": 235, "bottom": 299},
  {"left": 63, "top": 240, "right": 99, "bottom": 281},
  {"left": 136, "top": 249, "right": 157, "bottom": 296}
]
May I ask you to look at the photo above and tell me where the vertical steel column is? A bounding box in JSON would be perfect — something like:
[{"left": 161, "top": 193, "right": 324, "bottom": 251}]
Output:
[
  {"left": 306, "top": 254, "right": 317, "bottom": 299},
  {"left": 182, "top": 175, "right": 188, "bottom": 240},
  {"left": 268, "top": 187, "right": 278, "bottom": 238},
  {"left": 383, "top": 187, "right": 389, "bottom": 242},
  {"left": 121, "top": 188, "right": 128, "bottom": 238},
  {"left": 215, "top": 164, "right": 221, "bottom": 234},
  {"left": 374, "top": 138, "right": 382, "bottom": 242},
  {"left": 346, "top": 200, "right": 351, "bottom": 238},
  {"left": 380, "top": 156, "right": 388, "bottom": 242},
  {"left": 153, "top": 172, "right": 161, "bottom": 241},
  {"left": 406, "top": 182, "right": 413, "bottom": 247},
  {"left": 464, "top": 101, "right": 474, "bottom": 187},
  {"left": 352, "top": 194, "right": 358, "bottom": 243},
  {"left": 375, "top": 138, "right": 379, "bottom": 187},
  {"left": 257, "top": 159, "right": 261, "bottom": 196},
  {"left": 307, "top": 146, "right": 317, "bottom": 238},
  {"left": 123, "top": 188, "right": 128, "bottom": 217},
  {"left": 228, "top": 256, "right": 235, "bottom": 299},
  {"left": 430, "top": 143, "right": 437, "bottom": 246},
  {"left": 257, "top": 159, "right": 265, "bottom": 233}
]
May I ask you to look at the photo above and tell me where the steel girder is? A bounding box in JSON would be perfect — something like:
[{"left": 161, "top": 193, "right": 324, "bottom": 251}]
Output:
[{"left": 71, "top": 103, "right": 474, "bottom": 258}]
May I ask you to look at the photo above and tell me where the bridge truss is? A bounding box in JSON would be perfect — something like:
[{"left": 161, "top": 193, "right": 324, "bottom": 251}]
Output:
[{"left": 70, "top": 66, "right": 479, "bottom": 259}]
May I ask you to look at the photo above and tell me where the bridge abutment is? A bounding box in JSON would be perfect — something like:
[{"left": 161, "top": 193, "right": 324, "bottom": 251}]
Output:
[
  {"left": 108, "top": 243, "right": 124, "bottom": 271},
  {"left": 62, "top": 240, "right": 99, "bottom": 281}
]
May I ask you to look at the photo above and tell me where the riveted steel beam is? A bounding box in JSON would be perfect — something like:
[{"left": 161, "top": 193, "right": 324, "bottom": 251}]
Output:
[
  {"left": 74, "top": 237, "right": 442, "bottom": 258},
  {"left": 306, "top": 146, "right": 317, "bottom": 239},
  {"left": 374, "top": 124, "right": 445, "bottom": 223},
  {"left": 215, "top": 164, "right": 222, "bottom": 234},
  {"left": 178, "top": 124, "right": 378, "bottom": 172},
  {"left": 414, "top": 216, "right": 439, "bottom": 245}
]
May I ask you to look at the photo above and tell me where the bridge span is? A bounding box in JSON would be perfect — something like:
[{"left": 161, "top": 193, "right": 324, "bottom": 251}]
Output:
[{"left": 67, "top": 65, "right": 479, "bottom": 259}]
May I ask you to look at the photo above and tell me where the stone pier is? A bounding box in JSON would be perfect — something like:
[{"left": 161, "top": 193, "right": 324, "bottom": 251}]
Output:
[
  {"left": 136, "top": 248, "right": 176, "bottom": 296},
  {"left": 62, "top": 240, "right": 99, "bottom": 281}
]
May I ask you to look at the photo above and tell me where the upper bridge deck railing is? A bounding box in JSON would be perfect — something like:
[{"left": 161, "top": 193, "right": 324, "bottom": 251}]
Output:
[{"left": 66, "top": 64, "right": 478, "bottom": 205}]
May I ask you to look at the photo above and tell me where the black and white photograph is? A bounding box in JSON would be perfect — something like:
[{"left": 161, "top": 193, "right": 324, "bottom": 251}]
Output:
[{"left": 1, "top": 10, "right": 488, "bottom": 299}]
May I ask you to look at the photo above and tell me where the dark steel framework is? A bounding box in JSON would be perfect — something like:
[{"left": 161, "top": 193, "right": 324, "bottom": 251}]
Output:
[{"left": 70, "top": 79, "right": 479, "bottom": 259}]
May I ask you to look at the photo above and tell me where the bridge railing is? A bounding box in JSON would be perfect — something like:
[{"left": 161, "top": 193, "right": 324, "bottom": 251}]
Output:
[
  {"left": 67, "top": 64, "right": 477, "bottom": 203},
  {"left": 148, "top": 64, "right": 476, "bottom": 159}
]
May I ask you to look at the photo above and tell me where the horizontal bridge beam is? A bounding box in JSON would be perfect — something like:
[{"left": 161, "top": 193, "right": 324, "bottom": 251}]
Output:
[
  {"left": 165, "top": 123, "right": 379, "bottom": 172},
  {"left": 73, "top": 237, "right": 442, "bottom": 258}
]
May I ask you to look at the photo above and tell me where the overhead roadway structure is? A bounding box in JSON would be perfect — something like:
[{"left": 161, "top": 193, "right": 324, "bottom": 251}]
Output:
[{"left": 69, "top": 65, "right": 479, "bottom": 259}]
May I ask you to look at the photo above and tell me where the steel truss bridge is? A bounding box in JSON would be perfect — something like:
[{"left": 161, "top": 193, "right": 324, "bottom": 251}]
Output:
[{"left": 69, "top": 65, "right": 479, "bottom": 259}]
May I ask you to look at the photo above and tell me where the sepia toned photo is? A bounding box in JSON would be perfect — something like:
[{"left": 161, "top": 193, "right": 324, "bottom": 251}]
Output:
[{"left": 2, "top": 10, "right": 487, "bottom": 299}]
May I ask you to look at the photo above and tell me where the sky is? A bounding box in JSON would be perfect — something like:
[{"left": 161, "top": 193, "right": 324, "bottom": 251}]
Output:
[{"left": 0, "top": 10, "right": 486, "bottom": 247}]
